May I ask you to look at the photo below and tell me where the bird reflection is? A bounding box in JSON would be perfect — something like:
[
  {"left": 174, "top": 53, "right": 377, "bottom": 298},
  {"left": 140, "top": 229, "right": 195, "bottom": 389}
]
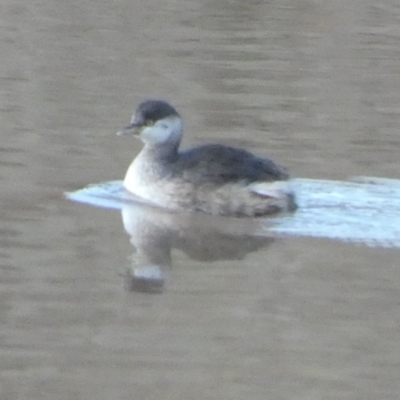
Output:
[{"left": 120, "top": 202, "right": 276, "bottom": 293}]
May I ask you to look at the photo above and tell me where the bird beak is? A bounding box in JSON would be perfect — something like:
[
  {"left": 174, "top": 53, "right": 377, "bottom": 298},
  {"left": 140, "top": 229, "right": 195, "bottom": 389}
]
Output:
[{"left": 116, "top": 122, "right": 141, "bottom": 136}]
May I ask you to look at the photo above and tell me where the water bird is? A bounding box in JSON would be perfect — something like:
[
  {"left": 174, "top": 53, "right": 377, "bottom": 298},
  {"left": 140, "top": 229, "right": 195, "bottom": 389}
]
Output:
[{"left": 117, "top": 100, "right": 296, "bottom": 217}]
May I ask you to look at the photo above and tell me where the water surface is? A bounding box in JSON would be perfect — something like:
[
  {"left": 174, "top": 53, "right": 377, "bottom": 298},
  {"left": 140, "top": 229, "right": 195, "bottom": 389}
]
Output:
[{"left": 2, "top": 1, "right": 400, "bottom": 399}]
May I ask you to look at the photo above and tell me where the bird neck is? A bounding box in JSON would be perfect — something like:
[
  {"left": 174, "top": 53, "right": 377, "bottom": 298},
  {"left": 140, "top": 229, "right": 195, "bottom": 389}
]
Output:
[{"left": 140, "top": 142, "right": 180, "bottom": 165}]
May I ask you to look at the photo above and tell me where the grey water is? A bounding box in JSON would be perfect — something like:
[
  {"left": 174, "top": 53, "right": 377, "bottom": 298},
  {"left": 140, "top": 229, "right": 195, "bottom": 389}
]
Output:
[{"left": 2, "top": 1, "right": 400, "bottom": 399}]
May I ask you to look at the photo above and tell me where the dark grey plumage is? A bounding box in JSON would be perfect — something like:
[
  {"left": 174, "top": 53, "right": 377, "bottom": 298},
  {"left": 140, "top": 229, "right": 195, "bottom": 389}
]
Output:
[
  {"left": 131, "top": 100, "right": 180, "bottom": 126},
  {"left": 173, "top": 144, "right": 289, "bottom": 185}
]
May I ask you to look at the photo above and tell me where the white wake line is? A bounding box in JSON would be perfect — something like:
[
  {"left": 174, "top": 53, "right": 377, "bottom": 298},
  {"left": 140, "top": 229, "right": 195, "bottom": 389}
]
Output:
[{"left": 66, "top": 177, "right": 400, "bottom": 249}]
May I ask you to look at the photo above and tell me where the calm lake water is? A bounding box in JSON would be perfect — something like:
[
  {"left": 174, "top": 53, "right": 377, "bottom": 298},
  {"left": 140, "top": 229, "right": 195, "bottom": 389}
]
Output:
[{"left": 2, "top": 1, "right": 400, "bottom": 399}]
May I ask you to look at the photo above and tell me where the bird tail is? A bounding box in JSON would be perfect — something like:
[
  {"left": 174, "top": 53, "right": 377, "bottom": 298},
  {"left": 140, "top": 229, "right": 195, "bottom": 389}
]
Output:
[{"left": 249, "top": 181, "right": 297, "bottom": 212}]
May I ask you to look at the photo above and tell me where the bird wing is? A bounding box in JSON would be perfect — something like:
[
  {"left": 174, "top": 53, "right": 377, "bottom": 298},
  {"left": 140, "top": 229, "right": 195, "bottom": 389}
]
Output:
[{"left": 175, "top": 144, "right": 289, "bottom": 186}]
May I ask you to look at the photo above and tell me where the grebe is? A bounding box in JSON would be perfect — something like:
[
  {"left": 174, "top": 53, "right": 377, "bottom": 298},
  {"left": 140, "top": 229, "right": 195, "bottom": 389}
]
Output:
[{"left": 118, "top": 100, "right": 296, "bottom": 217}]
